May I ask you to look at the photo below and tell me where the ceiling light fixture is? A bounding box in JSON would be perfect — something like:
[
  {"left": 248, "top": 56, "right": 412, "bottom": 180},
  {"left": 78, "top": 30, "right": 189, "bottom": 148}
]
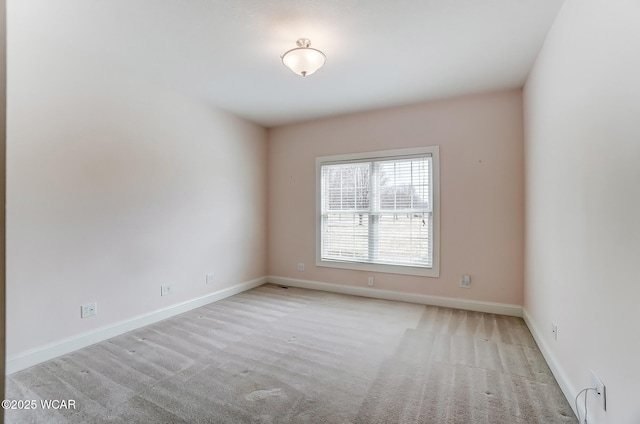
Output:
[{"left": 281, "top": 38, "right": 326, "bottom": 77}]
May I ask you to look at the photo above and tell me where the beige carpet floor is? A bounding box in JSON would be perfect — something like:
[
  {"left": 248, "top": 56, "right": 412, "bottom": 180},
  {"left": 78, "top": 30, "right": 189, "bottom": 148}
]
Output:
[{"left": 5, "top": 283, "right": 576, "bottom": 423}]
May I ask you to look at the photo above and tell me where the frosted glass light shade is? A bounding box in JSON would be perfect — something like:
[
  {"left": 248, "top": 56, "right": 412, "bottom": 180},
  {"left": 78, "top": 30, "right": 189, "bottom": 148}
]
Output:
[{"left": 281, "top": 38, "right": 326, "bottom": 77}]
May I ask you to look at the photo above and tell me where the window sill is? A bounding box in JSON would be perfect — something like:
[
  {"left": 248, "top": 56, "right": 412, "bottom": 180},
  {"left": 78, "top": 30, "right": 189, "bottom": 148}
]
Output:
[{"left": 316, "top": 258, "right": 440, "bottom": 278}]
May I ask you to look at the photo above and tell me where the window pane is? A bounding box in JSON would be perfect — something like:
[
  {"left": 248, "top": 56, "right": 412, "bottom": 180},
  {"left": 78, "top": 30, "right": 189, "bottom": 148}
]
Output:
[
  {"left": 378, "top": 158, "right": 430, "bottom": 212},
  {"left": 323, "top": 163, "right": 370, "bottom": 211},
  {"left": 322, "top": 213, "right": 369, "bottom": 260},
  {"left": 375, "top": 213, "right": 431, "bottom": 266}
]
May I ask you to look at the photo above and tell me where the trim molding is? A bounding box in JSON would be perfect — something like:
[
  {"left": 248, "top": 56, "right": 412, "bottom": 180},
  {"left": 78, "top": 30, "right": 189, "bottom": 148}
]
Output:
[
  {"left": 268, "top": 276, "right": 522, "bottom": 317},
  {"left": 522, "top": 308, "right": 579, "bottom": 420},
  {"left": 6, "top": 277, "right": 267, "bottom": 375}
]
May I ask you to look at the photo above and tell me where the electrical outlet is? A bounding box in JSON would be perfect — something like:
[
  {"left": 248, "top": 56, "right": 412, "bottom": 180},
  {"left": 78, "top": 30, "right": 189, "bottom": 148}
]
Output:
[
  {"left": 367, "top": 277, "right": 374, "bottom": 286},
  {"left": 459, "top": 274, "right": 471, "bottom": 288},
  {"left": 81, "top": 302, "right": 97, "bottom": 318},
  {"left": 297, "top": 263, "right": 305, "bottom": 271},
  {"left": 161, "top": 285, "right": 174, "bottom": 296},
  {"left": 591, "top": 370, "right": 606, "bottom": 411},
  {"left": 552, "top": 323, "right": 558, "bottom": 341},
  {"left": 206, "top": 273, "right": 214, "bottom": 284}
]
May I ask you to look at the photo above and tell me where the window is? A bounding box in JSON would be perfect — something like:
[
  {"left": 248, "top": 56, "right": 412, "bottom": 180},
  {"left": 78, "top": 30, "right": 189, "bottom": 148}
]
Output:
[{"left": 316, "top": 147, "right": 440, "bottom": 277}]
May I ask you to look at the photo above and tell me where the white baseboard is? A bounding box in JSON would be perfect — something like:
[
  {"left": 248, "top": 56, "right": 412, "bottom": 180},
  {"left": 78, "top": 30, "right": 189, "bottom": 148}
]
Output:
[
  {"left": 6, "top": 277, "right": 267, "bottom": 375},
  {"left": 267, "top": 276, "right": 523, "bottom": 317},
  {"left": 522, "top": 309, "right": 579, "bottom": 421}
]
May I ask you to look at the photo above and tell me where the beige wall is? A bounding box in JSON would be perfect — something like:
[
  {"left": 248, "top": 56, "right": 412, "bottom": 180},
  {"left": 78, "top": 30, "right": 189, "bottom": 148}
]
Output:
[
  {"left": 524, "top": 0, "right": 640, "bottom": 422},
  {"left": 6, "top": 26, "right": 267, "bottom": 357},
  {"left": 268, "top": 90, "right": 524, "bottom": 305}
]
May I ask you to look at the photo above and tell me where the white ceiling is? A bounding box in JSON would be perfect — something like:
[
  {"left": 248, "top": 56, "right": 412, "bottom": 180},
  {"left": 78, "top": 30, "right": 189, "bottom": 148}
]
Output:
[{"left": 11, "top": 0, "right": 565, "bottom": 127}]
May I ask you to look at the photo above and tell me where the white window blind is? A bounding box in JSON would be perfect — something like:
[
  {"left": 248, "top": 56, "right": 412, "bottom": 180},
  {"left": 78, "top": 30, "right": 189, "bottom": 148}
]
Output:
[{"left": 319, "top": 152, "right": 434, "bottom": 271}]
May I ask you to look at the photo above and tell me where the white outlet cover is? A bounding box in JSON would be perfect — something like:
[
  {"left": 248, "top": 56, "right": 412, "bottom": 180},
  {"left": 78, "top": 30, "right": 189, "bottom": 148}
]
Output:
[
  {"left": 459, "top": 275, "right": 471, "bottom": 288},
  {"left": 81, "top": 302, "right": 97, "bottom": 318},
  {"left": 590, "top": 370, "right": 606, "bottom": 411}
]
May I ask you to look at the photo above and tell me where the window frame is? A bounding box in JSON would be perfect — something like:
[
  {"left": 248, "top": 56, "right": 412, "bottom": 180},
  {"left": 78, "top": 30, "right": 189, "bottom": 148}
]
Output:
[{"left": 315, "top": 146, "right": 440, "bottom": 277}]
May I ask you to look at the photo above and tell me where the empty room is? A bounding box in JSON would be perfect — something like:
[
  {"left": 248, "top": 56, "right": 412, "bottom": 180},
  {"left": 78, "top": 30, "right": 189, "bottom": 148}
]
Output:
[{"left": 3, "top": 0, "right": 639, "bottom": 423}]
